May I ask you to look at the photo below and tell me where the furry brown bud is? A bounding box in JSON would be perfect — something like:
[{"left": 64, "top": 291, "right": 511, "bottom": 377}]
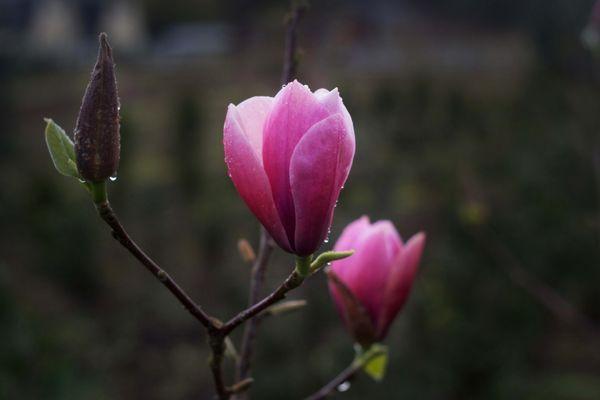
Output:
[{"left": 74, "top": 33, "right": 120, "bottom": 182}]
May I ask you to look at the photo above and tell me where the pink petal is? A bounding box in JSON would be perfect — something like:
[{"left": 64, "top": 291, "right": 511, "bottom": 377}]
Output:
[
  {"left": 223, "top": 104, "right": 291, "bottom": 252},
  {"left": 262, "top": 81, "right": 331, "bottom": 244},
  {"left": 327, "top": 269, "right": 377, "bottom": 346},
  {"left": 289, "top": 113, "right": 355, "bottom": 255},
  {"left": 329, "top": 216, "right": 371, "bottom": 321},
  {"left": 330, "top": 218, "right": 371, "bottom": 285},
  {"left": 334, "top": 222, "right": 403, "bottom": 325},
  {"left": 234, "top": 96, "right": 273, "bottom": 160},
  {"left": 314, "top": 88, "right": 342, "bottom": 112},
  {"left": 314, "top": 88, "right": 355, "bottom": 141},
  {"left": 376, "top": 232, "right": 426, "bottom": 339},
  {"left": 333, "top": 216, "right": 371, "bottom": 254}
]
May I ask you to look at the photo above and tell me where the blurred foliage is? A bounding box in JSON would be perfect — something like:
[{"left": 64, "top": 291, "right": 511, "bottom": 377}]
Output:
[{"left": 1, "top": 0, "right": 600, "bottom": 399}]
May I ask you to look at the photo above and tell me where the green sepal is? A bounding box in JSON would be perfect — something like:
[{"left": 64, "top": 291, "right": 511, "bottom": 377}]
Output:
[
  {"left": 44, "top": 118, "right": 79, "bottom": 178},
  {"left": 354, "top": 343, "right": 389, "bottom": 382},
  {"left": 309, "top": 250, "right": 354, "bottom": 274}
]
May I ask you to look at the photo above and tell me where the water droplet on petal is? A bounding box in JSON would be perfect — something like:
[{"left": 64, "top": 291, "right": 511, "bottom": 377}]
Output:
[{"left": 109, "top": 175, "right": 118, "bottom": 182}]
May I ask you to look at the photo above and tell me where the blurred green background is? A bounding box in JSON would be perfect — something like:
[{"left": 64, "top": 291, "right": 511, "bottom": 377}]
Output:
[{"left": 1, "top": 0, "right": 600, "bottom": 399}]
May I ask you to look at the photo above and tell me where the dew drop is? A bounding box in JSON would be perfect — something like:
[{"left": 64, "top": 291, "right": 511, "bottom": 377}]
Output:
[
  {"left": 337, "top": 381, "right": 351, "bottom": 392},
  {"left": 323, "top": 238, "right": 329, "bottom": 244},
  {"left": 109, "top": 175, "right": 118, "bottom": 182}
]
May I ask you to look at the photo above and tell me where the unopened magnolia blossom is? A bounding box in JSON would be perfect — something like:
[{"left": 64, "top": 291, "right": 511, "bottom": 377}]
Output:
[
  {"left": 223, "top": 81, "right": 355, "bottom": 256},
  {"left": 75, "top": 33, "right": 120, "bottom": 182},
  {"left": 328, "top": 217, "right": 425, "bottom": 345}
]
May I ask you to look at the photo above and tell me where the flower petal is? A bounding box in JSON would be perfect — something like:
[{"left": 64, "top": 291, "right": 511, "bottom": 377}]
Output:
[
  {"left": 376, "top": 232, "right": 425, "bottom": 339},
  {"left": 234, "top": 96, "right": 273, "bottom": 160},
  {"left": 223, "top": 104, "right": 291, "bottom": 251},
  {"left": 329, "top": 216, "right": 370, "bottom": 331},
  {"left": 327, "top": 269, "right": 377, "bottom": 347},
  {"left": 333, "top": 221, "right": 402, "bottom": 325},
  {"left": 262, "top": 81, "right": 331, "bottom": 244},
  {"left": 314, "top": 88, "right": 355, "bottom": 141},
  {"left": 333, "top": 216, "right": 371, "bottom": 254},
  {"left": 289, "top": 113, "right": 355, "bottom": 255}
]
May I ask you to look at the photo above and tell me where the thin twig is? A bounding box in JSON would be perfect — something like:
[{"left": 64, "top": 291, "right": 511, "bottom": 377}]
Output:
[
  {"left": 209, "top": 266, "right": 305, "bottom": 400},
  {"left": 96, "top": 201, "right": 216, "bottom": 329},
  {"left": 221, "top": 270, "right": 305, "bottom": 336},
  {"left": 304, "top": 363, "right": 361, "bottom": 400},
  {"left": 281, "top": 0, "right": 306, "bottom": 85},
  {"left": 236, "top": 228, "right": 274, "bottom": 384},
  {"left": 96, "top": 201, "right": 234, "bottom": 398},
  {"left": 209, "top": 330, "right": 231, "bottom": 400},
  {"left": 215, "top": 265, "right": 306, "bottom": 399}
]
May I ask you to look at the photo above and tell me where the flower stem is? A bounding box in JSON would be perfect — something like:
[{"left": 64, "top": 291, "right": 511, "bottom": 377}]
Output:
[
  {"left": 304, "top": 362, "right": 361, "bottom": 400},
  {"left": 90, "top": 180, "right": 108, "bottom": 205},
  {"left": 304, "top": 346, "right": 386, "bottom": 400},
  {"left": 295, "top": 255, "right": 312, "bottom": 277},
  {"left": 221, "top": 269, "right": 306, "bottom": 336},
  {"left": 235, "top": 228, "right": 275, "bottom": 387},
  {"left": 95, "top": 201, "right": 216, "bottom": 329}
]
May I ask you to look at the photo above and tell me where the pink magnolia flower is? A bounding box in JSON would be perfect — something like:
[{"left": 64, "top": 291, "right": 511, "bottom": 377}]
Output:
[
  {"left": 223, "top": 81, "right": 355, "bottom": 256},
  {"left": 328, "top": 217, "right": 425, "bottom": 344}
]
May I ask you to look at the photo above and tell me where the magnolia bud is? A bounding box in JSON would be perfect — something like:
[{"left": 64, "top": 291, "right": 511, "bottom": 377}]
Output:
[
  {"left": 328, "top": 217, "right": 425, "bottom": 344},
  {"left": 74, "top": 33, "right": 120, "bottom": 182},
  {"left": 237, "top": 238, "right": 256, "bottom": 262}
]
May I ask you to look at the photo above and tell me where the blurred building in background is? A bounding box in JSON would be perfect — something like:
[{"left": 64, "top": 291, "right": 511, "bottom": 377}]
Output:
[
  {"left": 1, "top": 0, "right": 147, "bottom": 61},
  {"left": 1, "top": 0, "right": 534, "bottom": 88}
]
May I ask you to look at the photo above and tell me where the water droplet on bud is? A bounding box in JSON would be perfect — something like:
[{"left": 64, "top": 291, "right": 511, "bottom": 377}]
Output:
[{"left": 337, "top": 381, "right": 351, "bottom": 392}]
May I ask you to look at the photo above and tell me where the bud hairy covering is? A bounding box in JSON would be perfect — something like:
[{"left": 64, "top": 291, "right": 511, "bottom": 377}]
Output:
[{"left": 75, "top": 33, "right": 120, "bottom": 182}]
